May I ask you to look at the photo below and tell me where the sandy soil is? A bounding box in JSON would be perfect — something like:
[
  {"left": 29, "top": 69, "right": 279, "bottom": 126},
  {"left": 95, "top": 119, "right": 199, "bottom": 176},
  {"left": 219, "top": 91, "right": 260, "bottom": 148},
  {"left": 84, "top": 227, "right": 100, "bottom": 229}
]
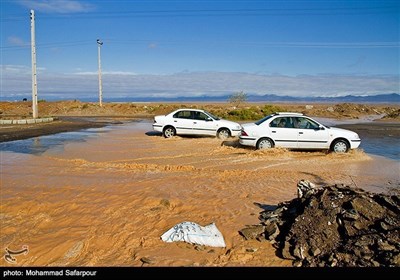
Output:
[{"left": 1, "top": 120, "right": 399, "bottom": 267}]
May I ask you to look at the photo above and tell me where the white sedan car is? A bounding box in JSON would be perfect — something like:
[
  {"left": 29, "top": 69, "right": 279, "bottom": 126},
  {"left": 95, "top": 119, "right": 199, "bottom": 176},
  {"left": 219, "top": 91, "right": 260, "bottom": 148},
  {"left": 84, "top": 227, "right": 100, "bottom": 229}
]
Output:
[
  {"left": 239, "top": 112, "right": 361, "bottom": 153},
  {"left": 153, "top": 109, "right": 242, "bottom": 139}
]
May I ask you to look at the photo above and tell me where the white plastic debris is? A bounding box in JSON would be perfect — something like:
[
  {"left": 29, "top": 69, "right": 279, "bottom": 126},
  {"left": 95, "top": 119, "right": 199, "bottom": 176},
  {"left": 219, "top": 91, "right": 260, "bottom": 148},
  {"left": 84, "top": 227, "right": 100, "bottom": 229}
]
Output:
[{"left": 161, "top": 221, "right": 226, "bottom": 247}]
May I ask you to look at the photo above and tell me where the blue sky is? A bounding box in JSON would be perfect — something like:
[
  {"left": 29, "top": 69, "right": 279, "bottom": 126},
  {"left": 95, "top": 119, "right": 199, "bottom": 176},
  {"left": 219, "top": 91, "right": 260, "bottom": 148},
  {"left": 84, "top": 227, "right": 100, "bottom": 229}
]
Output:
[{"left": 1, "top": 0, "right": 399, "bottom": 100}]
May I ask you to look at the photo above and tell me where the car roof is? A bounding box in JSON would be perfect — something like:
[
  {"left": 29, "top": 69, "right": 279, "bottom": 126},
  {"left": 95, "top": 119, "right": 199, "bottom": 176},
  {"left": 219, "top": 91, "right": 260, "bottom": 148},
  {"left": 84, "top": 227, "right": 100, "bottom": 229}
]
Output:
[
  {"left": 175, "top": 108, "right": 206, "bottom": 112},
  {"left": 274, "top": 112, "right": 304, "bottom": 116}
]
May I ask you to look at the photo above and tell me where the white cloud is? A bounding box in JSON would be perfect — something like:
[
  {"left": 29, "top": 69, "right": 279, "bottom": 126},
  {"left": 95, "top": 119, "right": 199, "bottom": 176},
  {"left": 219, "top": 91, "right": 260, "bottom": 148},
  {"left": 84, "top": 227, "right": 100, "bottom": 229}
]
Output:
[
  {"left": 7, "top": 36, "right": 29, "bottom": 47},
  {"left": 18, "top": 0, "right": 95, "bottom": 13},
  {"left": 1, "top": 65, "right": 31, "bottom": 74},
  {"left": 1, "top": 65, "right": 398, "bottom": 100},
  {"left": 74, "top": 71, "right": 137, "bottom": 75}
]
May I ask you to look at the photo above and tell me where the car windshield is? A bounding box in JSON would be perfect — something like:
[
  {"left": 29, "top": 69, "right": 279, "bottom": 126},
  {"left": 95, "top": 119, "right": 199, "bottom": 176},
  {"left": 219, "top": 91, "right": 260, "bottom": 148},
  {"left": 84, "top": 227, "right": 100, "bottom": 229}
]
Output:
[
  {"left": 255, "top": 114, "right": 274, "bottom": 125},
  {"left": 306, "top": 117, "right": 329, "bottom": 129},
  {"left": 204, "top": 111, "right": 220, "bottom": 120}
]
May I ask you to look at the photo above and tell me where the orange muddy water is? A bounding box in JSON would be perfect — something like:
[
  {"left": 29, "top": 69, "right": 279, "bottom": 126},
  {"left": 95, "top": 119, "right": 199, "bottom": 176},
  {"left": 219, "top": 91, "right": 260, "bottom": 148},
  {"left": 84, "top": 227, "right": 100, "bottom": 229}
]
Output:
[{"left": 1, "top": 120, "right": 399, "bottom": 267}]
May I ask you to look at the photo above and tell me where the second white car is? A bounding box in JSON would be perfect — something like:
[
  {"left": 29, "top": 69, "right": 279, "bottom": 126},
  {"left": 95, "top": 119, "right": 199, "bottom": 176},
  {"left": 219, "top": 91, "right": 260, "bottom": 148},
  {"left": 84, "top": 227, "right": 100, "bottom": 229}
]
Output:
[{"left": 239, "top": 112, "right": 361, "bottom": 153}]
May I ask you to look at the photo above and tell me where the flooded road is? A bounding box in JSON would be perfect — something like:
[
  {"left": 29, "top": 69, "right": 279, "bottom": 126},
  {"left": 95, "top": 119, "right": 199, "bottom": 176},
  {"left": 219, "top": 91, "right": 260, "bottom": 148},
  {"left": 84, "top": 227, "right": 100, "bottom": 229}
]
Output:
[
  {"left": 1, "top": 119, "right": 398, "bottom": 160},
  {"left": 0, "top": 120, "right": 399, "bottom": 266}
]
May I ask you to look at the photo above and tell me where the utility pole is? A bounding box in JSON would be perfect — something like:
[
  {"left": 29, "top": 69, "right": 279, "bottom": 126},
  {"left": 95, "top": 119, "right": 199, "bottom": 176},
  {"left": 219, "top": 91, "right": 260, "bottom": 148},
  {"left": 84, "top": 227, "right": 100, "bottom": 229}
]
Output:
[
  {"left": 30, "top": 10, "right": 38, "bottom": 118},
  {"left": 97, "top": 39, "right": 103, "bottom": 107}
]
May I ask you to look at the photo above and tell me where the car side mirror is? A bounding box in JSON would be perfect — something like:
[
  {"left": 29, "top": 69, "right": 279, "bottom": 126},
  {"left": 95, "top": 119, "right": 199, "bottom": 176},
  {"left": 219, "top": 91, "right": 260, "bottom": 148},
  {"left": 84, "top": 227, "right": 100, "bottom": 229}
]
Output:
[
  {"left": 318, "top": 126, "right": 325, "bottom": 130},
  {"left": 206, "top": 117, "right": 213, "bottom": 121}
]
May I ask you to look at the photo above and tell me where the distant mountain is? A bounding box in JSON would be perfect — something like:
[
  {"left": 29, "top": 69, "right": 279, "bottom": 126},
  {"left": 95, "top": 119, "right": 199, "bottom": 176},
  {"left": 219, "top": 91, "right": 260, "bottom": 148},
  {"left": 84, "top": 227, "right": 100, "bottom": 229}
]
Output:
[
  {"left": 4, "top": 93, "right": 398, "bottom": 103},
  {"left": 247, "top": 93, "right": 400, "bottom": 103},
  {"left": 99, "top": 93, "right": 400, "bottom": 103}
]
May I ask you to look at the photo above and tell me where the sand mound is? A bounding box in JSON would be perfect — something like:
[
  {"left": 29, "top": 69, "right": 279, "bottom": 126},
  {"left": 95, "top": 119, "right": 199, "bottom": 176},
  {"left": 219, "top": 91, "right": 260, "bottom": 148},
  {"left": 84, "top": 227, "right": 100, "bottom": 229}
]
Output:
[{"left": 240, "top": 180, "right": 400, "bottom": 267}]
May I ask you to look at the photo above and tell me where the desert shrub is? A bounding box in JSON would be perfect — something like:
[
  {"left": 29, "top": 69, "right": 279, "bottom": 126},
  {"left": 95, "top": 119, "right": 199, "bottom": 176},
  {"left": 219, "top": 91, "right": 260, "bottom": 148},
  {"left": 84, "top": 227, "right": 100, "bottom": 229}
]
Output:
[
  {"left": 228, "top": 91, "right": 247, "bottom": 108},
  {"left": 227, "top": 108, "right": 263, "bottom": 121},
  {"left": 219, "top": 104, "right": 284, "bottom": 121},
  {"left": 261, "top": 104, "right": 283, "bottom": 115}
]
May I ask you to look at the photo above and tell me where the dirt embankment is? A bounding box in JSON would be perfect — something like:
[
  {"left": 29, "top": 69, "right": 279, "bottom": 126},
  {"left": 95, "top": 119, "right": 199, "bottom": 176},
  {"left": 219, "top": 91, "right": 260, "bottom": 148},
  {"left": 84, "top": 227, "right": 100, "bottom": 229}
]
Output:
[
  {"left": 1, "top": 100, "right": 399, "bottom": 121},
  {"left": 0, "top": 101, "right": 399, "bottom": 143},
  {"left": 240, "top": 180, "right": 400, "bottom": 267}
]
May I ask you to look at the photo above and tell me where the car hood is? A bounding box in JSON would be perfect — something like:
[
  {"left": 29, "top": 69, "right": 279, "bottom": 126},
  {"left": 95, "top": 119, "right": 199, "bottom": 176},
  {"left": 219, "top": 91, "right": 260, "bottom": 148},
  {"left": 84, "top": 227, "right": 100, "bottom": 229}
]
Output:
[
  {"left": 217, "top": 119, "right": 241, "bottom": 129},
  {"left": 328, "top": 126, "right": 360, "bottom": 138}
]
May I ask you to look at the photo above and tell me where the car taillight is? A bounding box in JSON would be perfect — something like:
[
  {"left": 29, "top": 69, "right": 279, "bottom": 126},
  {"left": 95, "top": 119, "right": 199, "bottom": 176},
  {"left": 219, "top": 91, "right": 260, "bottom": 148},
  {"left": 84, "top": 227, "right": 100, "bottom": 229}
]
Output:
[{"left": 241, "top": 130, "right": 248, "bottom": 136}]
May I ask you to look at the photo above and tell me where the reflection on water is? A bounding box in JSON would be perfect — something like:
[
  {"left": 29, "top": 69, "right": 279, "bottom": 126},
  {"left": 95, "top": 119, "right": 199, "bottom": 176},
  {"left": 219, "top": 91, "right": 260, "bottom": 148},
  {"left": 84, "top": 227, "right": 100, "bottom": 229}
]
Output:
[
  {"left": 359, "top": 135, "right": 399, "bottom": 161},
  {"left": 0, "top": 127, "right": 111, "bottom": 155}
]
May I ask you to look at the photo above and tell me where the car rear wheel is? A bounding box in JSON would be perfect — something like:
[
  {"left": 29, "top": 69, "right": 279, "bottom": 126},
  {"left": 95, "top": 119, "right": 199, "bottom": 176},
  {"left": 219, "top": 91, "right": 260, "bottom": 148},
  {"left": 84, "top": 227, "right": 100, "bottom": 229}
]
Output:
[
  {"left": 163, "top": 126, "right": 176, "bottom": 138},
  {"left": 331, "top": 139, "right": 349, "bottom": 153},
  {"left": 256, "top": 138, "right": 274, "bottom": 150},
  {"left": 217, "top": 128, "right": 230, "bottom": 139}
]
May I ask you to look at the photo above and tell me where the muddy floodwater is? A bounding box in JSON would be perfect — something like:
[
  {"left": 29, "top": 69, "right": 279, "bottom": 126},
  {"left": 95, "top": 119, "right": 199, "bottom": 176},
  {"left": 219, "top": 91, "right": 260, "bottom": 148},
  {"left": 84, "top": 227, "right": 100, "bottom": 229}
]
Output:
[{"left": 1, "top": 120, "right": 399, "bottom": 266}]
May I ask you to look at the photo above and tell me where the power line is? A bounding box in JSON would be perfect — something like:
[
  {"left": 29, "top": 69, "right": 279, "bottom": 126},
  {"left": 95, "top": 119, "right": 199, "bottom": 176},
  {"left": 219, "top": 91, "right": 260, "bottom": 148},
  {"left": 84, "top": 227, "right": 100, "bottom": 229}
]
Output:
[
  {"left": 1, "top": 39, "right": 398, "bottom": 51},
  {"left": 1, "top": 5, "right": 398, "bottom": 22},
  {"left": 0, "top": 40, "right": 94, "bottom": 51}
]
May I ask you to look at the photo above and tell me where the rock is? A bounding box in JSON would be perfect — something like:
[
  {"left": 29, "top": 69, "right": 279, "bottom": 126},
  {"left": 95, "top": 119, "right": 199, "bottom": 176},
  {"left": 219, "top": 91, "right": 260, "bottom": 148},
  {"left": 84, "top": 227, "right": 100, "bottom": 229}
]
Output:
[
  {"left": 293, "top": 260, "right": 303, "bottom": 267},
  {"left": 264, "top": 222, "right": 279, "bottom": 241},
  {"left": 342, "top": 208, "right": 360, "bottom": 220},
  {"left": 293, "top": 244, "right": 307, "bottom": 259},
  {"left": 377, "top": 241, "right": 396, "bottom": 251},
  {"left": 297, "top": 179, "right": 319, "bottom": 199},
  {"left": 281, "top": 241, "right": 295, "bottom": 260},
  {"left": 195, "top": 245, "right": 205, "bottom": 251},
  {"left": 140, "top": 257, "right": 154, "bottom": 265},
  {"left": 391, "top": 253, "right": 400, "bottom": 265},
  {"left": 350, "top": 197, "right": 385, "bottom": 221},
  {"left": 310, "top": 247, "right": 321, "bottom": 257},
  {"left": 380, "top": 221, "right": 389, "bottom": 231},
  {"left": 246, "top": 248, "right": 258, "bottom": 253},
  {"left": 239, "top": 225, "right": 264, "bottom": 240}
]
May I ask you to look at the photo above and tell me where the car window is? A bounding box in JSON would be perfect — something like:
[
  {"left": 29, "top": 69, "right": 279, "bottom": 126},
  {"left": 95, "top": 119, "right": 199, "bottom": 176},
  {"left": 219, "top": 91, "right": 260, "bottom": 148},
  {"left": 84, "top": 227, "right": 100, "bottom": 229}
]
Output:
[
  {"left": 204, "top": 111, "right": 219, "bottom": 120},
  {"left": 270, "top": 117, "right": 282, "bottom": 127},
  {"left": 270, "top": 117, "right": 294, "bottom": 128},
  {"left": 194, "top": 112, "right": 209, "bottom": 121},
  {"left": 295, "top": 117, "right": 319, "bottom": 129},
  {"left": 255, "top": 114, "right": 274, "bottom": 125},
  {"left": 285, "top": 117, "right": 295, "bottom": 128},
  {"left": 173, "top": 110, "right": 193, "bottom": 119}
]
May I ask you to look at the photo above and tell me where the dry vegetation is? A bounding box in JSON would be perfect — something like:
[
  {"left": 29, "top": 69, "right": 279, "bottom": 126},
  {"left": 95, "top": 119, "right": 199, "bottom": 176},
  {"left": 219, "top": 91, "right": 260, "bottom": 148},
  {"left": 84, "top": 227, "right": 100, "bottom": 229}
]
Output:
[{"left": 0, "top": 100, "right": 399, "bottom": 121}]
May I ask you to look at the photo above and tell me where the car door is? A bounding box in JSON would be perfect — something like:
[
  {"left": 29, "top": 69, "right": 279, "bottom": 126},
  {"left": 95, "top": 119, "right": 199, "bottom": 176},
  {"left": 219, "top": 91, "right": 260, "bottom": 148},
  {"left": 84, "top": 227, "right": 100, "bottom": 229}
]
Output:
[
  {"left": 294, "top": 117, "right": 329, "bottom": 149},
  {"left": 192, "top": 111, "right": 216, "bottom": 136},
  {"left": 172, "top": 110, "right": 195, "bottom": 135},
  {"left": 269, "top": 117, "right": 298, "bottom": 148}
]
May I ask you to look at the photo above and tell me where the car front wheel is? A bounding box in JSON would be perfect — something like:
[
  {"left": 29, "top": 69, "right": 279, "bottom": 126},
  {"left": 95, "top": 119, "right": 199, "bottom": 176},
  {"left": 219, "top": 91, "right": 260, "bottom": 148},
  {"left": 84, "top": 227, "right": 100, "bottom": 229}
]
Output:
[
  {"left": 256, "top": 138, "right": 274, "bottom": 150},
  {"left": 163, "top": 126, "right": 176, "bottom": 138},
  {"left": 217, "top": 128, "right": 230, "bottom": 139},
  {"left": 331, "top": 139, "right": 349, "bottom": 153}
]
